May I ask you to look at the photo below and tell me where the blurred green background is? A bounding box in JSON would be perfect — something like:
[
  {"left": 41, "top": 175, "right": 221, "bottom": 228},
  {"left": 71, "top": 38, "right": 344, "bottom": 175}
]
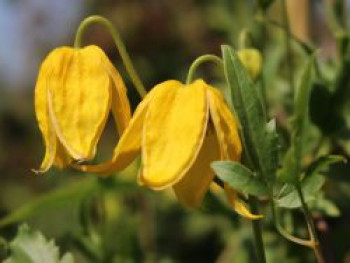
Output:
[{"left": 0, "top": 0, "right": 350, "bottom": 262}]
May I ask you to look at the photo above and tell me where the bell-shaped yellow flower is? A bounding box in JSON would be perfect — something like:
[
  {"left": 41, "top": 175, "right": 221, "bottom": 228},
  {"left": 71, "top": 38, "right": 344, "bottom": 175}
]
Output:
[
  {"left": 238, "top": 49, "right": 262, "bottom": 80},
  {"left": 78, "top": 79, "right": 259, "bottom": 219},
  {"left": 34, "top": 45, "right": 131, "bottom": 172}
]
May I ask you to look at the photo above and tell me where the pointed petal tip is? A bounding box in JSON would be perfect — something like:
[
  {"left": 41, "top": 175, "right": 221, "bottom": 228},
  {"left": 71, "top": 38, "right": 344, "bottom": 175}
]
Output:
[{"left": 31, "top": 168, "right": 46, "bottom": 175}]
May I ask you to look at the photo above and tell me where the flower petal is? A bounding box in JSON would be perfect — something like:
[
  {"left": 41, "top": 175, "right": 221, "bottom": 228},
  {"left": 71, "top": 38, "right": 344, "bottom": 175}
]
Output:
[
  {"left": 75, "top": 81, "right": 180, "bottom": 174},
  {"left": 173, "top": 128, "right": 220, "bottom": 207},
  {"left": 34, "top": 47, "right": 71, "bottom": 172},
  {"left": 142, "top": 80, "right": 208, "bottom": 190},
  {"left": 207, "top": 86, "right": 242, "bottom": 161},
  {"left": 101, "top": 54, "right": 131, "bottom": 134},
  {"left": 50, "top": 45, "right": 112, "bottom": 160},
  {"left": 225, "top": 185, "right": 263, "bottom": 220},
  {"left": 53, "top": 142, "right": 72, "bottom": 169}
]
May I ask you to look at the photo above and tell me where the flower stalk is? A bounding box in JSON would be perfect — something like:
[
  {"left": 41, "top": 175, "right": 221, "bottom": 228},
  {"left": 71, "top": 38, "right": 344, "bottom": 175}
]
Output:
[
  {"left": 296, "top": 185, "right": 325, "bottom": 263},
  {"left": 74, "top": 15, "right": 147, "bottom": 98},
  {"left": 271, "top": 200, "right": 314, "bottom": 247},
  {"left": 186, "top": 55, "right": 223, "bottom": 84},
  {"left": 281, "top": 0, "right": 295, "bottom": 97},
  {"left": 248, "top": 196, "right": 267, "bottom": 263}
]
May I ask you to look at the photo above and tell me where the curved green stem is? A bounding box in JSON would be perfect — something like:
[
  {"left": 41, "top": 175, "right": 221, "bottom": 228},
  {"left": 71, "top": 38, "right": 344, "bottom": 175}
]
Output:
[
  {"left": 296, "top": 185, "right": 325, "bottom": 263},
  {"left": 74, "top": 15, "right": 147, "bottom": 98},
  {"left": 281, "top": 0, "right": 295, "bottom": 95},
  {"left": 271, "top": 201, "right": 314, "bottom": 247},
  {"left": 238, "top": 29, "right": 252, "bottom": 50},
  {"left": 186, "top": 55, "right": 223, "bottom": 84}
]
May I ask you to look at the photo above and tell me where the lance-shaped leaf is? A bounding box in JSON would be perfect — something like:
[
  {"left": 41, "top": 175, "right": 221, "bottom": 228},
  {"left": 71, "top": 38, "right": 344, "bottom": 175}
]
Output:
[
  {"left": 211, "top": 161, "right": 269, "bottom": 196},
  {"left": 305, "top": 155, "right": 346, "bottom": 178},
  {"left": 277, "top": 173, "right": 325, "bottom": 208},
  {"left": 278, "top": 55, "right": 315, "bottom": 183},
  {"left": 276, "top": 154, "right": 345, "bottom": 208},
  {"left": 261, "top": 119, "right": 279, "bottom": 182},
  {"left": 0, "top": 178, "right": 97, "bottom": 228},
  {"left": 222, "top": 45, "right": 278, "bottom": 183}
]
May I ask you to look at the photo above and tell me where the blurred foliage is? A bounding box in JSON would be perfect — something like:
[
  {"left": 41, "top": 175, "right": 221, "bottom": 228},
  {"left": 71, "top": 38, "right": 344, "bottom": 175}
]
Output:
[{"left": 0, "top": 0, "right": 350, "bottom": 262}]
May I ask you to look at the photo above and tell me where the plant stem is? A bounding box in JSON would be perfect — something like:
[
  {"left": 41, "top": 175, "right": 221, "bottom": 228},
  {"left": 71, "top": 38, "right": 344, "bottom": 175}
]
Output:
[
  {"left": 186, "top": 55, "right": 223, "bottom": 84},
  {"left": 271, "top": 201, "right": 314, "bottom": 247},
  {"left": 248, "top": 195, "right": 267, "bottom": 263},
  {"left": 256, "top": 7, "right": 269, "bottom": 117},
  {"left": 296, "top": 185, "right": 325, "bottom": 263},
  {"left": 74, "top": 15, "right": 147, "bottom": 98},
  {"left": 281, "top": 0, "right": 295, "bottom": 96}
]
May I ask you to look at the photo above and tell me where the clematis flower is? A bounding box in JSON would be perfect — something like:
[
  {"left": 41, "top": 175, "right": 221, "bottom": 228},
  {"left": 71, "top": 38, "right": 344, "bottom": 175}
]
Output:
[
  {"left": 34, "top": 45, "right": 131, "bottom": 172},
  {"left": 78, "top": 79, "right": 260, "bottom": 219},
  {"left": 238, "top": 49, "right": 262, "bottom": 80}
]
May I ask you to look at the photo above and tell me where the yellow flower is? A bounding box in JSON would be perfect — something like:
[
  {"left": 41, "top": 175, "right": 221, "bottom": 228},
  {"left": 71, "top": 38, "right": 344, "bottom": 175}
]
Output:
[
  {"left": 34, "top": 45, "right": 131, "bottom": 172},
  {"left": 78, "top": 79, "right": 260, "bottom": 219},
  {"left": 238, "top": 49, "right": 262, "bottom": 80}
]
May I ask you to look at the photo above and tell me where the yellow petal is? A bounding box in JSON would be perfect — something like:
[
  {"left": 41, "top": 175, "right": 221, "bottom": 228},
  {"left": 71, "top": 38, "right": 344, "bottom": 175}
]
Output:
[
  {"left": 142, "top": 79, "right": 208, "bottom": 190},
  {"left": 50, "top": 45, "right": 112, "bottom": 160},
  {"left": 207, "top": 86, "right": 242, "bottom": 161},
  {"left": 75, "top": 81, "right": 180, "bottom": 175},
  {"left": 34, "top": 47, "right": 72, "bottom": 172},
  {"left": 225, "top": 185, "right": 263, "bottom": 220},
  {"left": 173, "top": 128, "right": 220, "bottom": 207},
  {"left": 101, "top": 54, "right": 131, "bottom": 134},
  {"left": 53, "top": 142, "right": 72, "bottom": 169}
]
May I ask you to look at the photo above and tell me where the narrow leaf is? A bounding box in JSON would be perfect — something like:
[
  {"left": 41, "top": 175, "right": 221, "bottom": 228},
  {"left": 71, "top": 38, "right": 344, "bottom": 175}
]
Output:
[
  {"left": 312, "top": 197, "right": 341, "bottom": 217},
  {"left": 261, "top": 119, "right": 279, "bottom": 182},
  {"left": 211, "top": 161, "right": 269, "bottom": 196},
  {"left": 0, "top": 178, "right": 97, "bottom": 228},
  {"left": 278, "top": 55, "right": 315, "bottom": 183},
  {"left": 277, "top": 174, "right": 325, "bottom": 208},
  {"left": 305, "top": 155, "right": 346, "bottom": 178},
  {"left": 222, "top": 45, "right": 278, "bottom": 183}
]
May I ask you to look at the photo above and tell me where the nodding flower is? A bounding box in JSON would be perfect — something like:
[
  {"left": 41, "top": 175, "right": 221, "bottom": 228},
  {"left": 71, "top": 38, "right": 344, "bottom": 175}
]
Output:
[
  {"left": 77, "top": 79, "right": 261, "bottom": 219},
  {"left": 34, "top": 45, "right": 131, "bottom": 173}
]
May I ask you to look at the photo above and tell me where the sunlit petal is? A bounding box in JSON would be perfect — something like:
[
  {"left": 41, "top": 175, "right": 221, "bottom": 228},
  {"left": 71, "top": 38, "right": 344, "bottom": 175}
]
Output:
[
  {"left": 142, "top": 80, "right": 208, "bottom": 190},
  {"left": 75, "top": 81, "right": 179, "bottom": 174},
  {"left": 50, "top": 45, "right": 112, "bottom": 160},
  {"left": 34, "top": 47, "right": 71, "bottom": 172}
]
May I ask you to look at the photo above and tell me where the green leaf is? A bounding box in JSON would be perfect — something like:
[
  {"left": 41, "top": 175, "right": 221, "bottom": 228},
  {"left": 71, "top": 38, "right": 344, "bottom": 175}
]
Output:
[
  {"left": 261, "top": 119, "right": 279, "bottom": 182},
  {"left": 277, "top": 174, "right": 325, "bottom": 208},
  {"left": 278, "top": 55, "right": 315, "bottom": 183},
  {"left": 211, "top": 161, "right": 269, "bottom": 196},
  {"left": 222, "top": 45, "right": 278, "bottom": 183},
  {"left": 312, "top": 197, "right": 341, "bottom": 217},
  {"left": 276, "top": 155, "right": 345, "bottom": 208},
  {"left": 4, "top": 224, "right": 74, "bottom": 263},
  {"left": 305, "top": 155, "right": 346, "bottom": 178},
  {"left": 0, "top": 178, "right": 97, "bottom": 228}
]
